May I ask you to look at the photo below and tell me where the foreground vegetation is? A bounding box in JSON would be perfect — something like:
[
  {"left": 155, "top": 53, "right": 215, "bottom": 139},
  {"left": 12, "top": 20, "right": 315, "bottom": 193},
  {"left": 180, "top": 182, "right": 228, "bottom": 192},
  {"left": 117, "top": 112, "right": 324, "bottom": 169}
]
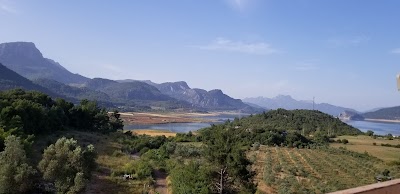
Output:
[
  {"left": 250, "top": 146, "right": 400, "bottom": 194},
  {"left": 2, "top": 89, "right": 399, "bottom": 194},
  {"left": 0, "top": 89, "right": 123, "bottom": 193}
]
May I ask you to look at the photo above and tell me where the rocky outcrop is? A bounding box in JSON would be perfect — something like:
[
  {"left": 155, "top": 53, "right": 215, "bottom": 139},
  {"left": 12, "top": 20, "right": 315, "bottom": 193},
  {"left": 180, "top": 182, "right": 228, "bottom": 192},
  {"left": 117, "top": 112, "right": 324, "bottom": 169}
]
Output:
[
  {"left": 0, "top": 42, "right": 89, "bottom": 84},
  {"left": 339, "top": 111, "right": 365, "bottom": 121}
]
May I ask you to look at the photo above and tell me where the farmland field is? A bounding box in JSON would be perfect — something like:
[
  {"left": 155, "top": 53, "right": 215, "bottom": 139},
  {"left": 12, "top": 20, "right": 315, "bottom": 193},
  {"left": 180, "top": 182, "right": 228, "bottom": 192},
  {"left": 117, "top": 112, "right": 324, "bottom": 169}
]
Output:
[
  {"left": 251, "top": 146, "right": 400, "bottom": 194},
  {"left": 331, "top": 135, "right": 400, "bottom": 162}
]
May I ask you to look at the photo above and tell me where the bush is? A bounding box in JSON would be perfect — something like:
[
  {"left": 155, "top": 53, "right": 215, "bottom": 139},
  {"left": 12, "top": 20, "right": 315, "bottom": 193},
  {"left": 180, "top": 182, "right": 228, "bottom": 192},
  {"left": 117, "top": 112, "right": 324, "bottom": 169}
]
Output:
[
  {"left": 373, "top": 142, "right": 377, "bottom": 146},
  {"left": 135, "top": 160, "right": 152, "bottom": 179},
  {"left": 0, "top": 136, "right": 36, "bottom": 194},
  {"left": 342, "top": 139, "right": 349, "bottom": 144},
  {"left": 112, "top": 150, "right": 124, "bottom": 157},
  {"left": 252, "top": 142, "right": 261, "bottom": 150},
  {"left": 38, "top": 137, "right": 97, "bottom": 194}
]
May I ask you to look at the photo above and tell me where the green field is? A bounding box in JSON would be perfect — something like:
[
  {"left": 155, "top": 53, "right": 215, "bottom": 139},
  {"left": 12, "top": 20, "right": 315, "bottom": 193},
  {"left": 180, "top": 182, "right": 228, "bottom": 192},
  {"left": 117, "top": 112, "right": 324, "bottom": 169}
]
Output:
[
  {"left": 331, "top": 135, "right": 400, "bottom": 162},
  {"left": 251, "top": 146, "right": 400, "bottom": 194}
]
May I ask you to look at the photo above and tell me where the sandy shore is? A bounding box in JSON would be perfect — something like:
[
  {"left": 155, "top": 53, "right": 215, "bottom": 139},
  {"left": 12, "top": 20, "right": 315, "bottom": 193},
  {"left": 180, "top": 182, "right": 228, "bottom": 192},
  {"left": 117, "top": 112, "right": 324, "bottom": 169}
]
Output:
[
  {"left": 364, "top": 118, "right": 400, "bottom": 123},
  {"left": 118, "top": 111, "right": 245, "bottom": 125},
  {"left": 127, "top": 129, "right": 177, "bottom": 137}
]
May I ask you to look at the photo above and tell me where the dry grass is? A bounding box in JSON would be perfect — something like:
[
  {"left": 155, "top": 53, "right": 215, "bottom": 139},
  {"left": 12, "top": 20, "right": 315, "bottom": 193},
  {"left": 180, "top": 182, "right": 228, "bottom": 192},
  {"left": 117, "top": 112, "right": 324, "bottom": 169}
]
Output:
[
  {"left": 128, "top": 129, "right": 177, "bottom": 137},
  {"left": 33, "top": 130, "right": 151, "bottom": 194},
  {"left": 331, "top": 135, "right": 400, "bottom": 162}
]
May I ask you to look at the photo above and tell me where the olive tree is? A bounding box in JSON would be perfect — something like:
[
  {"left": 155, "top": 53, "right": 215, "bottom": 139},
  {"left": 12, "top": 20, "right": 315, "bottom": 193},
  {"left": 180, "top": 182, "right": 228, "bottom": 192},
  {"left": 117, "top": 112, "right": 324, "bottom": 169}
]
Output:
[
  {"left": 0, "top": 135, "right": 36, "bottom": 193},
  {"left": 38, "top": 137, "right": 96, "bottom": 194}
]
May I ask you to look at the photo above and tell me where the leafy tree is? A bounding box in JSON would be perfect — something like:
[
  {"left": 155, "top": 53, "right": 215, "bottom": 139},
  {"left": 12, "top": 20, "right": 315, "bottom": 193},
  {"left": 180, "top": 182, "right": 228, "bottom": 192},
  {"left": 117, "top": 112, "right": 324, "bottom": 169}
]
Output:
[
  {"left": 169, "top": 161, "right": 211, "bottom": 194},
  {"left": 202, "top": 126, "right": 255, "bottom": 194},
  {"left": 38, "top": 137, "right": 96, "bottom": 194},
  {"left": 366, "top": 130, "right": 374, "bottom": 136},
  {"left": 109, "top": 110, "right": 124, "bottom": 131},
  {"left": 0, "top": 135, "right": 36, "bottom": 193}
]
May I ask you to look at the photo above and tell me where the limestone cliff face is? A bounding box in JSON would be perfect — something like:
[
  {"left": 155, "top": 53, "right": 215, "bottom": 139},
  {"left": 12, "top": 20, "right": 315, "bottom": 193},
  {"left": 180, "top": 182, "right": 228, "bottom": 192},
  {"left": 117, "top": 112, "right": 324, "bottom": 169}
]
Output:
[
  {"left": 151, "top": 81, "right": 256, "bottom": 111},
  {"left": 0, "top": 42, "right": 89, "bottom": 84}
]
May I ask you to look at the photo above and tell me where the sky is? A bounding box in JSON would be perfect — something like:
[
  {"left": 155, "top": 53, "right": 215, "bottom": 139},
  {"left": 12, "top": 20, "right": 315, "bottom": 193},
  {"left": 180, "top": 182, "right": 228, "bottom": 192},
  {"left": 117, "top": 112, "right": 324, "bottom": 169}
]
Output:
[{"left": 0, "top": 0, "right": 400, "bottom": 111}]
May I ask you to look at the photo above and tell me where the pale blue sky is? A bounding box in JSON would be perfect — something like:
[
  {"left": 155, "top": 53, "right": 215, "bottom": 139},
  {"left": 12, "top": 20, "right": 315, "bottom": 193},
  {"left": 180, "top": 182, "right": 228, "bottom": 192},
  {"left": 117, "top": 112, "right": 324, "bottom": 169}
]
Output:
[{"left": 1, "top": 0, "right": 400, "bottom": 111}]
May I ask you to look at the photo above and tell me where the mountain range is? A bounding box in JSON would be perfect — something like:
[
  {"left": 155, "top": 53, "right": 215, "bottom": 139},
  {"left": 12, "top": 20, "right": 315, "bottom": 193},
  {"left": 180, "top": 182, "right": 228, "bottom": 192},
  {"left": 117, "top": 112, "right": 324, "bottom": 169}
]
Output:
[
  {"left": 243, "top": 95, "right": 358, "bottom": 116},
  {"left": 3, "top": 41, "right": 395, "bottom": 115},
  {"left": 0, "top": 41, "right": 259, "bottom": 112}
]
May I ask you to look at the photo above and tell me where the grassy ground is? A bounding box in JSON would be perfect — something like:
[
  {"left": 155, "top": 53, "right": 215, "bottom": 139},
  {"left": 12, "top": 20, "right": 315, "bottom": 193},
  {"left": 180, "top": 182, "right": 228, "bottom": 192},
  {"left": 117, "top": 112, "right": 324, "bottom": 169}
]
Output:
[
  {"left": 331, "top": 135, "right": 400, "bottom": 162},
  {"left": 32, "top": 130, "right": 153, "bottom": 194}
]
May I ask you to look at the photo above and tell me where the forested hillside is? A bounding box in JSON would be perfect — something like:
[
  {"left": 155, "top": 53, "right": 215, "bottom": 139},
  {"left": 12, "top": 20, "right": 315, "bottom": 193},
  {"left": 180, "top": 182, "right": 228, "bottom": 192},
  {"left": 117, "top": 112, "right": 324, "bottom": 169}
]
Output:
[
  {"left": 0, "top": 89, "right": 123, "bottom": 193},
  {"left": 33, "top": 78, "right": 111, "bottom": 103},
  {"left": 0, "top": 63, "right": 53, "bottom": 93},
  {"left": 229, "top": 109, "right": 362, "bottom": 136},
  {"left": 362, "top": 106, "right": 400, "bottom": 120}
]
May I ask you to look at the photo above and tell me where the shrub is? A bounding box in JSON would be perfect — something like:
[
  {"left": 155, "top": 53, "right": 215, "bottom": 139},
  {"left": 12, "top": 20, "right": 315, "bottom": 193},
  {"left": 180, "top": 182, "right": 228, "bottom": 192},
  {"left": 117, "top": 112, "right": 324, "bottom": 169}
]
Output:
[
  {"left": 38, "top": 137, "right": 97, "bottom": 194},
  {"left": 0, "top": 135, "right": 36, "bottom": 194},
  {"left": 342, "top": 139, "right": 349, "bottom": 144},
  {"left": 112, "top": 150, "right": 124, "bottom": 157}
]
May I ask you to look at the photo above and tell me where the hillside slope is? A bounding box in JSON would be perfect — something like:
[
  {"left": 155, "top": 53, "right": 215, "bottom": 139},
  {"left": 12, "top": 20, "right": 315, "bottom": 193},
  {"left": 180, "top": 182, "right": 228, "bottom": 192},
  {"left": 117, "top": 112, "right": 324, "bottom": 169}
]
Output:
[
  {"left": 0, "top": 63, "right": 55, "bottom": 94},
  {"left": 362, "top": 106, "right": 400, "bottom": 120},
  {"left": 236, "top": 109, "right": 362, "bottom": 136},
  {"left": 147, "top": 81, "right": 261, "bottom": 112},
  {"left": 33, "top": 78, "right": 111, "bottom": 102},
  {"left": 0, "top": 42, "right": 89, "bottom": 84},
  {"left": 243, "top": 95, "right": 357, "bottom": 116},
  {"left": 84, "top": 78, "right": 188, "bottom": 109}
]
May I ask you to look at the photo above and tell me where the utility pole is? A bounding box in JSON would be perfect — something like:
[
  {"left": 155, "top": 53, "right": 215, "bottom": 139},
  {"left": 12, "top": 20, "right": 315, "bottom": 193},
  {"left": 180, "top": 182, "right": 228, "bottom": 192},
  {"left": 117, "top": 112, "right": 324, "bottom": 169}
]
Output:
[{"left": 313, "top": 96, "right": 315, "bottom": 110}]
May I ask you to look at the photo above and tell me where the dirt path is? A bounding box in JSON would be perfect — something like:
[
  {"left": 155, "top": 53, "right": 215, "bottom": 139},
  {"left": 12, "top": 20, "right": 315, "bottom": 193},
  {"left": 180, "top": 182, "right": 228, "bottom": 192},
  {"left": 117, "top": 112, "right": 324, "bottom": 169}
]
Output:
[{"left": 154, "top": 170, "right": 168, "bottom": 194}]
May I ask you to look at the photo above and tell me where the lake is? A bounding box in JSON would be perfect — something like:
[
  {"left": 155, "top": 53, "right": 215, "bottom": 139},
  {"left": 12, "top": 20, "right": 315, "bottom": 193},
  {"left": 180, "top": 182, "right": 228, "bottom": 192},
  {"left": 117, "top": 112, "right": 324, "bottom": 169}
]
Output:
[
  {"left": 124, "top": 122, "right": 213, "bottom": 133},
  {"left": 124, "top": 114, "right": 243, "bottom": 133},
  {"left": 346, "top": 120, "right": 400, "bottom": 136},
  {"left": 124, "top": 115, "right": 400, "bottom": 136}
]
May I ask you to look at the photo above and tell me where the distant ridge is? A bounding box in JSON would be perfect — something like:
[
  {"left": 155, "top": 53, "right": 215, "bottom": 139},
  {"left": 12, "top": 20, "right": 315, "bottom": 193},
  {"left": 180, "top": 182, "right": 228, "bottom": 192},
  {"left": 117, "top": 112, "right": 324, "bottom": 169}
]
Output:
[
  {"left": 0, "top": 63, "right": 57, "bottom": 96},
  {"left": 243, "top": 95, "right": 358, "bottom": 116},
  {"left": 143, "top": 81, "right": 262, "bottom": 112},
  {"left": 362, "top": 106, "right": 400, "bottom": 120},
  {"left": 0, "top": 42, "right": 89, "bottom": 84},
  {"left": 0, "top": 41, "right": 263, "bottom": 112}
]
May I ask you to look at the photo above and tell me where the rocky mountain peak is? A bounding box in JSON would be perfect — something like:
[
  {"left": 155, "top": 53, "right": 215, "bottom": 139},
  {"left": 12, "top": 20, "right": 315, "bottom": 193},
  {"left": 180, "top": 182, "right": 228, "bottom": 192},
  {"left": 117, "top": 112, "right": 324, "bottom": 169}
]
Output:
[{"left": 0, "top": 42, "right": 43, "bottom": 60}]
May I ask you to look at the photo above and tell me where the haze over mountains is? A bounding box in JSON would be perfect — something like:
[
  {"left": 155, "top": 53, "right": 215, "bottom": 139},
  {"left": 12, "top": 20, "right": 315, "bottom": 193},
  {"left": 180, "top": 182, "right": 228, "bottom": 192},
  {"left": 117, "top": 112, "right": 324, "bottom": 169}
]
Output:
[
  {"left": 0, "top": 42, "right": 88, "bottom": 84},
  {"left": 0, "top": 41, "right": 259, "bottom": 112},
  {"left": 1, "top": 41, "right": 397, "bottom": 116},
  {"left": 243, "top": 95, "right": 358, "bottom": 116}
]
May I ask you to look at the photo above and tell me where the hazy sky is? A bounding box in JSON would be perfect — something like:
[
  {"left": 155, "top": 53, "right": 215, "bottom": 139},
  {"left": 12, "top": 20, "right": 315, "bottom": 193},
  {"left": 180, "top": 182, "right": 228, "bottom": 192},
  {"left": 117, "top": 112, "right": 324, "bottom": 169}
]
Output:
[{"left": 1, "top": 0, "right": 400, "bottom": 111}]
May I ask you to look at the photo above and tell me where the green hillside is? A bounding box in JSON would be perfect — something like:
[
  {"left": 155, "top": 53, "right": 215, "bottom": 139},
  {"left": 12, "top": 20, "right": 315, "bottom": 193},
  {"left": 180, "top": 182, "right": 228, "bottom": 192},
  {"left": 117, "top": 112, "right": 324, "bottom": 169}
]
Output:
[
  {"left": 363, "top": 106, "right": 400, "bottom": 120},
  {"left": 0, "top": 63, "right": 51, "bottom": 93},
  {"left": 232, "top": 109, "right": 362, "bottom": 136}
]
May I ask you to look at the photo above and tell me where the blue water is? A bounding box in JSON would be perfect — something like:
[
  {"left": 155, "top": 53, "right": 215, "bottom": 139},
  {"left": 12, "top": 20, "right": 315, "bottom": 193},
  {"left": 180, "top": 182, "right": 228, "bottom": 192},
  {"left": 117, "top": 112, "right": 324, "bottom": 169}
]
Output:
[
  {"left": 124, "top": 114, "right": 242, "bottom": 133},
  {"left": 124, "top": 122, "right": 213, "bottom": 133},
  {"left": 124, "top": 115, "right": 400, "bottom": 136},
  {"left": 346, "top": 120, "right": 400, "bottom": 136}
]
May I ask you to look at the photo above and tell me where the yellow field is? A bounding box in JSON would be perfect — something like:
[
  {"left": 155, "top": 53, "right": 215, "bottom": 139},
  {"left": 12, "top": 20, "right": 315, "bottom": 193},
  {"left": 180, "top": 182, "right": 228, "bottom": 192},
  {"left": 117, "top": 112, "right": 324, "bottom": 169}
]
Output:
[
  {"left": 129, "top": 129, "right": 177, "bottom": 137},
  {"left": 331, "top": 135, "right": 400, "bottom": 162}
]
